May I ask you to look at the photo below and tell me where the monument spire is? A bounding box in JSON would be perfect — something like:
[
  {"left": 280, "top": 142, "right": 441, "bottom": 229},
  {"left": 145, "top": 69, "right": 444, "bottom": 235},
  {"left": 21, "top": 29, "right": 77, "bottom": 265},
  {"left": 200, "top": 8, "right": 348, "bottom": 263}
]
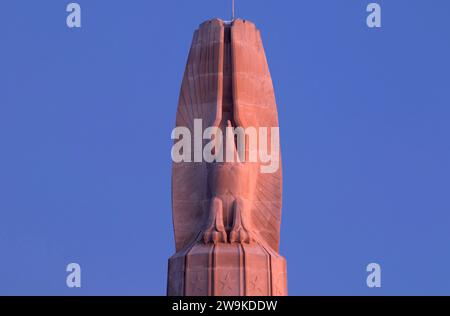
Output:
[
  {"left": 168, "top": 18, "right": 287, "bottom": 296},
  {"left": 232, "top": 0, "right": 235, "bottom": 21}
]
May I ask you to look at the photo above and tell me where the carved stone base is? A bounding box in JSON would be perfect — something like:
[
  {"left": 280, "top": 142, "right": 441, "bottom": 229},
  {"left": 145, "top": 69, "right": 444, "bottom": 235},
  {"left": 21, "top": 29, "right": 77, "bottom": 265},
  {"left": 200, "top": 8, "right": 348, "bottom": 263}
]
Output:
[{"left": 167, "top": 242, "right": 287, "bottom": 296}]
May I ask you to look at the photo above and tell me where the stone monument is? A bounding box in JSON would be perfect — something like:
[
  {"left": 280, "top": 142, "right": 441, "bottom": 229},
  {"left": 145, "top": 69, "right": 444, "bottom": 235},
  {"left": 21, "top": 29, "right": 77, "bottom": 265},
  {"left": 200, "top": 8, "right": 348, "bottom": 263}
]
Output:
[{"left": 168, "top": 18, "right": 287, "bottom": 296}]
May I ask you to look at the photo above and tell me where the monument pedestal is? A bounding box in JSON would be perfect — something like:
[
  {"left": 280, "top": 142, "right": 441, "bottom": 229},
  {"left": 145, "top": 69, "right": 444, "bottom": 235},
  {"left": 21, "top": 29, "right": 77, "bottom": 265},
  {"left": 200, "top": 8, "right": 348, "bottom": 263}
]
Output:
[{"left": 167, "top": 242, "right": 287, "bottom": 296}]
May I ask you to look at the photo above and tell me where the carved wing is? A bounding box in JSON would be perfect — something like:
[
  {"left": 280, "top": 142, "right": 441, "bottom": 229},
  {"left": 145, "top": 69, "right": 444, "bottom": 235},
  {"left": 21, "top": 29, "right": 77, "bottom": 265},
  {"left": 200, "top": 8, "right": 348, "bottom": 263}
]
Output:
[
  {"left": 172, "top": 20, "right": 225, "bottom": 252},
  {"left": 231, "top": 20, "right": 283, "bottom": 252}
]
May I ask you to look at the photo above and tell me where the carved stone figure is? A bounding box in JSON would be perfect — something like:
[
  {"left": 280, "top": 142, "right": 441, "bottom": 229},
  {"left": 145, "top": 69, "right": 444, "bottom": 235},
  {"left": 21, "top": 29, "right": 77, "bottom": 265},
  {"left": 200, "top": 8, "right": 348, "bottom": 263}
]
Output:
[{"left": 168, "top": 19, "right": 287, "bottom": 296}]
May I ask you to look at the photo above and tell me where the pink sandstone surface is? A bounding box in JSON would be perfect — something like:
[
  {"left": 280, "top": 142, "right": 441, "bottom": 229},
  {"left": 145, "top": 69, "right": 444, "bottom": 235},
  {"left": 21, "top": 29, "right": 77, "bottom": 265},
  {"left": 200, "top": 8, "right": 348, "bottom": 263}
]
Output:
[{"left": 168, "top": 18, "right": 287, "bottom": 296}]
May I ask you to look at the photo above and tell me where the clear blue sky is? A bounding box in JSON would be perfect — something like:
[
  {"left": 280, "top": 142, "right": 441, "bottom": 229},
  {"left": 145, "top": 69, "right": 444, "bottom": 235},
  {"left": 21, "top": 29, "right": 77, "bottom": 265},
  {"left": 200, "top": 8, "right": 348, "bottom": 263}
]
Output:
[{"left": 1, "top": 0, "right": 449, "bottom": 295}]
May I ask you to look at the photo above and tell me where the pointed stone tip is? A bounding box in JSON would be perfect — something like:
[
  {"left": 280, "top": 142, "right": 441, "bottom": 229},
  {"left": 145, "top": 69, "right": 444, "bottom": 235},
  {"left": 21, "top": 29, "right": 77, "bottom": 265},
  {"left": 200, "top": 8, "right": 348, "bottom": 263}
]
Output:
[
  {"left": 199, "top": 18, "right": 224, "bottom": 28},
  {"left": 232, "top": 18, "right": 257, "bottom": 28},
  {"left": 198, "top": 18, "right": 257, "bottom": 29}
]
